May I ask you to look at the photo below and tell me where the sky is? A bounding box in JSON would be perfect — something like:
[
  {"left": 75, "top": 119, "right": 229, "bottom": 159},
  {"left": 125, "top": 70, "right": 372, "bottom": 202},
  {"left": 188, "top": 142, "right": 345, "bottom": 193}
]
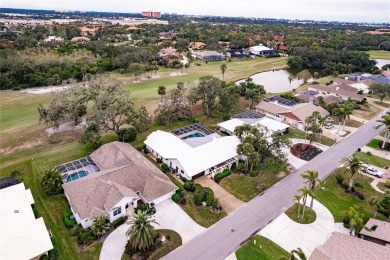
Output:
[{"left": 2, "top": 0, "right": 390, "bottom": 23}]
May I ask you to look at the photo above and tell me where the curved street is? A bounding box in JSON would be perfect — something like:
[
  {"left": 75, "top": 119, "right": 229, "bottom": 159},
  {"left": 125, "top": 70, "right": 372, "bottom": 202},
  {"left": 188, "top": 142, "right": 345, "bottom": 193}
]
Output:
[{"left": 164, "top": 109, "right": 388, "bottom": 260}]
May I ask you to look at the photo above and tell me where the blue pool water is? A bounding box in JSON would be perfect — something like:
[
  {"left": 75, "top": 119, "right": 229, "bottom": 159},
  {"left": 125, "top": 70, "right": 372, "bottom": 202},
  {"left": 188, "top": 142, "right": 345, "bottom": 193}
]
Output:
[
  {"left": 181, "top": 132, "right": 204, "bottom": 140},
  {"left": 66, "top": 171, "right": 88, "bottom": 182}
]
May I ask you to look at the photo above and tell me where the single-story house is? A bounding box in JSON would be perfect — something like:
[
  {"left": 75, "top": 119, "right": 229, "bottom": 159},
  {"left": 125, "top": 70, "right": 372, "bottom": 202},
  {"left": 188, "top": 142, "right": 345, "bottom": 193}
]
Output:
[
  {"left": 296, "top": 92, "right": 343, "bottom": 106},
  {"left": 43, "top": 36, "right": 64, "bottom": 42},
  {"left": 193, "top": 51, "right": 225, "bottom": 61},
  {"left": 307, "top": 84, "right": 364, "bottom": 101},
  {"left": 71, "top": 36, "right": 91, "bottom": 43},
  {"left": 333, "top": 77, "right": 375, "bottom": 93},
  {"left": 0, "top": 183, "right": 53, "bottom": 259},
  {"left": 62, "top": 142, "right": 177, "bottom": 229},
  {"left": 144, "top": 130, "right": 240, "bottom": 180},
  {"left": 189, "top": 41, "right": 207, "bottom": 49},
  {"left": 359, "top": 218, "right": 390, "bottom": 246},
  {"left": 218, "top": 117, "right": 289, "bottom": 136},
  {"left": 350, "top": 72, "right": 390, "bottom": 84},
  {"left": 79, "top": 26, "right": 99, "bottom": 36},
  {"left": 309, "top": 232, "right": 390, "bottom": 260},
  {"left": 249, "top": 44, "right": 279, "bottom": 57},
  {"left": 225, "top": 49, "right": 250, "bottom": 58},
  {"left": 255, "top": 100, "right": 329, "bottom": 130},
  {"left": 158, "top": 47, "right": 180, "bottom": 59}
]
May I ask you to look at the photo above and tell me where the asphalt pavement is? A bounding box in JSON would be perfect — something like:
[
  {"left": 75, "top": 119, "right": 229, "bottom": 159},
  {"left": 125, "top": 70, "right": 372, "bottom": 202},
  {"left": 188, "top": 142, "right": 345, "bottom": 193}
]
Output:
[{"left": 164, "top": 109, "right": 388, "bottom": 260}]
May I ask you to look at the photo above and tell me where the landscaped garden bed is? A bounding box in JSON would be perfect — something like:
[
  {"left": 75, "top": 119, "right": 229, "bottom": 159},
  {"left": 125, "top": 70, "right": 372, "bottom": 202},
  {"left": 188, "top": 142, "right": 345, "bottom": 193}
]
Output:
[
  {"left": 285, "top": 203, "right": 316, "bottom": 224},
  {"left": 290, "top": 143, "right": 322, "bottom": 161}
]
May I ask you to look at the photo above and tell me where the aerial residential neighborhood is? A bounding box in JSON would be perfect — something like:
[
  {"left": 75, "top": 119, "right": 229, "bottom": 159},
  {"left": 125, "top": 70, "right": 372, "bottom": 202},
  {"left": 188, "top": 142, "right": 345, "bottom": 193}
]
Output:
[{"left": 0, "top": 2, "right": 390, "bottom": 260}]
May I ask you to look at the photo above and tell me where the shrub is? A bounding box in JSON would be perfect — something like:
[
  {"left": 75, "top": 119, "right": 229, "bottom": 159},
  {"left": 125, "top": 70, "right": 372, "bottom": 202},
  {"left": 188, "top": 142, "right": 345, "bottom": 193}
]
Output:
[
  {"left": 70, "top": 224, "right": 82, "bottom": 236},
  {"left": 161, "top": 163, "right": 169, "bottom": 173},
  {"left": 354, "top": 191, "right": 365, "bottom": 200},
  {"left": 214, "top": 169, "right": 232, "bottom": 182},
  {"left": 366, "top": 151, "right": 372, "bottom": 156},
  {"left": 249, "top": 170, "right": 259, "bottom": 177},
  {"left": 63, "top": 208, "right": 76, "bottom": 228},
  {"left": 335, "top": 173, "right": 345, "bottom": 184},
  {"left": 179, "top": 196, "right": 187, "bottom": 205},
  {"left": 194, "top": 187, "right": 204, "bottom": 206},
  {"left": 378, "top": 141, "right": 390, "bottom": 151},
  {"left": 236, "top": 163, "right": 248, "bottom": 174},
  {"left": 41, "top": 169, "right": 63, "bottom": 195},
  {"left": 77, "top": 229, "right": 96, "bottom": 245},
  {"left": 354, "top": 182, "right": 363, "bottom": 190},
  {"left": 172, "top": 193, "right": 180, "bottom": 203},
  {"left": 91, "top": 215, "right": 110, "bottom": 237},
  {"left": 40, "top": 255, "right": 48, "bottom": 260},
  {"left": 156, "top": 158, "right": 162, "bottom": 163},
  {"left": 112, "top": 216, "right": 127, "bottom": 228},
  {"left": 135, "top": 203, "right": 156, "bottom": 215},
  {"left": 48, "top": 237, "right": 59, "bottom": 260},
  {"left": 194, "top": 186, "right": 215, "bottom": 206},
  {"left": 183, "top": 181, "right": 196, "bottom": 192},
  {"left": 384, "top": 182, "right": 390, "bottom": 189},
  {"left": 117, "top": 128, "right": 137, "bottom": 142}
]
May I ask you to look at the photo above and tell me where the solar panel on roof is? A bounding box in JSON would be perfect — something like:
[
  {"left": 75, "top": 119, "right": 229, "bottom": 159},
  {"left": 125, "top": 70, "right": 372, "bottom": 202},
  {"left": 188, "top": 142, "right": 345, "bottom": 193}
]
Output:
[
  {"left": 265, "top": 96, "right": 298, "bottom": 106},
  {"left": 233, "top": 111, "right": 264, "bottom": 119},
  {"left": 170, "top": 123, "right": 215, "bottom": 137}
]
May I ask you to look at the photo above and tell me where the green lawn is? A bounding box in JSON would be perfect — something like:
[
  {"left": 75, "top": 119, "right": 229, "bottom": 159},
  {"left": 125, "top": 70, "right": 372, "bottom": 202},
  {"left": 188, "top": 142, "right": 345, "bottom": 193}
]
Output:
[
  {"left": 368, "top": 50, "right": 390, "bottom": 59},
  {"left": 315, "top": 169, "right": 386, "bottom": 222},
  {"left": 285, "top": 203, "right": 316, "bottom": 224},
  {"left": 220, "top": 164, "right": 288, "bottom": 202},
  {"left": 236, "top": 235, "right": 289, "bottom": 260},
  {"left": 181, "top": 193, "right": 227, "bottom": 228},
  {"left": 355, "top": 151, "right": 390, "bottom": 168},
  {"left": 281, "top": 128, "right": 336, "bottom": 146},
  {"left": 366, "top": 139, "right": 382, "bottom": 150},
  {"left": 374, "top": 101, "right": 390, "bottom": 108},
  {"left": 352, "top": 104, "right": 382, "bottom": 120},
  {"left": 148, "top": 229, "right": 182, "bottom": 260}
]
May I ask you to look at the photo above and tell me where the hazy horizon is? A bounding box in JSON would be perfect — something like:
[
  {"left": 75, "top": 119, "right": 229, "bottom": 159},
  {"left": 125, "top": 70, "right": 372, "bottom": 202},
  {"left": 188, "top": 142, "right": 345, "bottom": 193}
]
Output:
[{"left": 2, "top": 0, "right": 390, "bottom": 23}]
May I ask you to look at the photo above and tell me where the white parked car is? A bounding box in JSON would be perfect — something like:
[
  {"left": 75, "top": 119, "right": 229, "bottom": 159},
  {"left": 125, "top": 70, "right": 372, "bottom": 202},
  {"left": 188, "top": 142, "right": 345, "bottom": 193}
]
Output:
[
  {"left": 362, "top": 164, "right": 384, "bottom": 178},
  {"left": 324, "top": 123, "right": 334, "bottom": 129}
]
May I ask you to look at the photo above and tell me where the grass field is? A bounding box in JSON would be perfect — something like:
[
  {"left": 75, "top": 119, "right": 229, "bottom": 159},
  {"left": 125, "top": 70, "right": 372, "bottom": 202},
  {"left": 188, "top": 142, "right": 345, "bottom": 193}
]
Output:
[
  {"left": 351, "top": 104, "right": 382, "bottom": 120},
  {"left": 366, "top": 139, "right": 382, "bottom": 150},
  {"left": 355, "top": 151, "right": 390, "bottom": 168},
  {"left": 285, "top": 203, "right": 316, "bottom": 224},
  {"left": 368, "top": 50, "right": 390, "bottom": 59},
  {"left": 315, "top": 169, "right": 386, "bottom": 222},
  {"left": 236, "top": 235, "right": 289, "bottom": 260},
  {"left": 220, "top": 164, "right": 288, "bottom": 202},
  {"left": 281, "top": 128, "right": 336, "bottom": 146}
]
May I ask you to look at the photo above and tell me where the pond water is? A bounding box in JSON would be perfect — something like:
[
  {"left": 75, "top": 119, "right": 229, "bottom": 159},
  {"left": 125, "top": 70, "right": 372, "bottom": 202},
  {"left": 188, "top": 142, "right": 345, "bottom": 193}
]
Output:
[
  {"left": 236, "top": 69, "right": 313, "bottom": 93},
  {"left": 373, "top": 59, "right": 390, "bottom": 69}
]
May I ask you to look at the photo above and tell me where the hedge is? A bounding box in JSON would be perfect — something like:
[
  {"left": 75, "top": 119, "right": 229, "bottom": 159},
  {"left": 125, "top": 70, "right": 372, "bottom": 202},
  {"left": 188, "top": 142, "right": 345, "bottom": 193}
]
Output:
[
  {"left": 63, "top": 208, "right": 77, "bottom": 228},
  {"left": 112, "top": 216, "right": 128, "bottom": 228},
  {"left": 183, "top": 181, "right": 196, "bottom": 192},
  {"left": 161, "top": 163, "right": 169, "bottom": 173},
  {"left": 214, "top": 169, "right": 232, "bottom": 182},
  {"left": 172, "top": 193, "right": 180, "bottom": 203}
]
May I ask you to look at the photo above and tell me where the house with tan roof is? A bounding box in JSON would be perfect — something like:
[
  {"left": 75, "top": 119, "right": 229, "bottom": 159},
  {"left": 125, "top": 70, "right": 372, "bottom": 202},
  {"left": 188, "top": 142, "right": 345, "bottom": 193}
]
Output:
[
  {"left": 189, "top": 41, "right": 207, "bottom": 50},
  {"left": 307, "top": 84, "right": 364, "bottom": 101},
  {"left": 255, "top": 98, "right": 329, "bottom": 130},
  {"left": 359, "top": 218, "right": 390, "bottom": 246},
  {"left": 71, "top": 36, "right": 91, "bottom": 43},
  {"left": 309, "top": 232, "right": 390, "bottom": 260},
  {"left": 62, "top": 142, "right": 177, "bottom": 229},
  {"left": 79, "top": 26, "right": 99, "bottom": 36}
]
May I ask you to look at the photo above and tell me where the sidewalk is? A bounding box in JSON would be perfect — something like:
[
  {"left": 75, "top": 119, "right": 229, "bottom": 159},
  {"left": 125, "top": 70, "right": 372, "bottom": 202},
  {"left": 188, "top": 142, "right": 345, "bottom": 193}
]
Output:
[{"left": 361, "top": 145, "right": 390, "bottom": 159}]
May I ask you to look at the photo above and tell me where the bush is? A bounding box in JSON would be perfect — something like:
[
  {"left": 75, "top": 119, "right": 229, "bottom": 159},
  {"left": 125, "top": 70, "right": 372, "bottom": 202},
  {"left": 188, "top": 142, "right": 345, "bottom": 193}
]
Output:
[
  {"left": 354, "top": 191, "right": 365, "bottom": 200},
  {"left": 249, "top": 170, "right": 259, "bottom": 177},
  {"left": 366, "top": 151, "right": 372, "bottom": 156},
  {"left": 77, "top": 229, "right": 96, "bottom": 245},
  {"left": 236, "top": 163, "right": 248, "bottom": 174},
  {"left": 379, "top": 141, "right": 390, "bottom": 151},
  {"left": 335, "top": 173, "right": 345, "bottom": 184},
  {"left": 135, "top": 203, "right": 156, "bottom": 215},
  {"left": 69, "top": 224, "right": 82, "bottom": 236},
  {"left": 194, "top": 185, "right": 215, "bottom": 206},
  {"left": 63, "top": 208, "right": 76, "bottom": 228},
  {"left": 179, "top": 196, "right": 187, "bottom": 205},
  {"left": 117, "top": 128, "right": 137, "bottom": 142},
  {"left": 161, "top": 163, "right": 169, "bottom": 173},
  {"left": 112, "top": 216, "right": 128, "bottom": 228},
  {"left": 156, "top": 158, "right": 162, "bottom": 163},
  {"left": 354, "top": 182, "right": 363, "bottom": 190},
  {"left": 41, "top": 169, "right": 63, "bottom": 195},
  {"left": 194, "top": 187, "right": 204, "bottom": 206},
  {"left": 214, "top": 169, "right": 232, "bottom": 182},
  {"left": 172, "top": 193, "right": 180, "bottom": 203},
  {"left": 183, "top": 181, "right": 196, "bottom": 192},
  {"left": 48, "top": 237, "right": 59, "bottom": 260},
  {"left": 40, "top": 255, "right": 48, "bottom": 260}
]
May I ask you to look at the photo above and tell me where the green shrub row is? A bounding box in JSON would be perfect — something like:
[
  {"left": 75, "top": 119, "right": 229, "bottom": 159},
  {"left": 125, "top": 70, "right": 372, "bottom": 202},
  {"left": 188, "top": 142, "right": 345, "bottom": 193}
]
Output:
[
  {"left": 63, "top": 208, "right": 77, "bottom": 228},
  {"left": 214, "top": 169, "right": 232, "bottom": 182}
]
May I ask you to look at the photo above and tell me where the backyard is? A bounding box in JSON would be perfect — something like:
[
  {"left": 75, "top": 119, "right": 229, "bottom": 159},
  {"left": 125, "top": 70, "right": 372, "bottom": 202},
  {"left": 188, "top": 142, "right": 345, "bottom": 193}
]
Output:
[
  {"left": 314, "top": 169, "right": 386, "bottom": 222},
  {"left": 220, "top": 164, "right": 288, "bottom": 202},
  {"left": 235, "top": 235, "right": 289, "bottom": 260}
]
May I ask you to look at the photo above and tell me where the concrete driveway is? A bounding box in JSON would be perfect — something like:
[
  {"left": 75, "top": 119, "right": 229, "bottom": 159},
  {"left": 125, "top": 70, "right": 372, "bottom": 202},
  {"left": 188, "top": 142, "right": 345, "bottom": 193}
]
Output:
[
  {"left": 100, "top": 200, "right": 205, "bottom": 260},
  {"left": 195, "top": 176, "right": 245, "bottom": 213},
  {"left": 259, "top": 197, "right": 349, "bottom": 257}
]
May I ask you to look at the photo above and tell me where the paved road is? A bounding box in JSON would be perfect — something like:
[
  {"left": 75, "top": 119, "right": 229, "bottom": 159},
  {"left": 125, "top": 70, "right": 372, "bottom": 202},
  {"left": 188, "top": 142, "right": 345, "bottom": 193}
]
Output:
[{"left": 165, "top": 110, "right": 388, "bottom": 260}]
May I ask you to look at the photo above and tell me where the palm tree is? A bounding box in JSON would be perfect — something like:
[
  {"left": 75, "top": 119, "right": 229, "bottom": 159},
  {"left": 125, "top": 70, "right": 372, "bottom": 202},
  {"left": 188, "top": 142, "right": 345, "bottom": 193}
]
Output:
[
  {"left": 126, "top": 210, "right": 159, "bottom": 252},
  {"left": 91, "top": 215, "right": 110, "bottom": 237},
  {"left": 369, "top": 197, "right": 382, "bottom": 218},
  {"left": 288, "top": 74, "right": 295, "bottom": 91},
  {"left": 294, "top": 194, "right": 302, "bottom": 217},
  {"left": 220, "top": 64, "right": 227, "bottom": 81},
  {"left": 375, "top": 112, "right": 390, "bottom": 149},
  {"left": 334, "top": 104, "right": 353, "bottom": 135},
  {"left": 157, "top": 86, "right": 166, "bottom": 102},
  {"left": 318, "top": 116, "right": 326, "bottom": 141},
  {"left": 304, "top": 116, "right": 314, "bottom": 143},
  {"left": 290, "top": 248, "right": 307, "bottom": 260},
  {"left": 341, "top": 156, "right": 364, "bottom": 191},
  {"left": 298, "top": 186, "right": 312, "bottom": 219},
  {"left": 301, "top": 170, "right": 322, "bottom": 211}
]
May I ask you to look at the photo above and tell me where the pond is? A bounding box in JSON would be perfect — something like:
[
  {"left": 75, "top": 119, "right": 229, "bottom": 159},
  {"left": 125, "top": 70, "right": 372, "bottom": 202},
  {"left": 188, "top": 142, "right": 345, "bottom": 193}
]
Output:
[
  {"left": 236, "top": 69, "right": 313, "bottom": 93},
  {"left": 373, "top": 59, "right": 390, "bottom": 69}
]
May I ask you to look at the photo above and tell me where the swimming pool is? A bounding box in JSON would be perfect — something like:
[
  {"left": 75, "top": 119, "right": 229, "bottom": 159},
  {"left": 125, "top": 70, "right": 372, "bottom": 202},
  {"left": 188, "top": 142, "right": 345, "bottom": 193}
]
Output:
[
  {"left": 181, "top": 132, "right": 204, "bottom": 140},
  {"left": 65, "top": 171, "right": 88, "bottom": 183}
]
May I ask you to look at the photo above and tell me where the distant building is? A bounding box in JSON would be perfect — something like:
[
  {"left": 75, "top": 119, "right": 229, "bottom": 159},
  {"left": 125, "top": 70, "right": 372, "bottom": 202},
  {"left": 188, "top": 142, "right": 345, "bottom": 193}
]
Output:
[
  {"left": 142, "top": 11, "right": 161, "bottom": 19},
  {"left": 0, "top": 183, "right": 53, "bottom": 259},
  {"left": 249, "top": 44, "right": 279, "bottom": 57},
  {"left": 359, "top": 218, "right": 390, "bottom": 246},
  {"left": 349, "top": 72, "right": 390, "bottom": 84},
  {"left": 307, "top": 84, "right": 364, "bottom": 101},
  {"left": 159, "top": 31, "right": 176, "bottom": 40},
  {"left": 158, "top": 47, "right": 180, "bottom": 59},
  {"left": 189, "top": 41, "right": 207, "bottom": 50},
  {"left": 193, "top": 51, "right": 225, "bottom": 61},
  {"left": 225, "top": 49, "right": 250, "bottom": 59},
  {"left": 79, "top": 26, "right": 99, "bottom": 36},
  {"left": 43, "top": 36, "right": 64, "bottom": 43},
  {"left": 71, "top": 36, "right": 91, "bottom": 43}
]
